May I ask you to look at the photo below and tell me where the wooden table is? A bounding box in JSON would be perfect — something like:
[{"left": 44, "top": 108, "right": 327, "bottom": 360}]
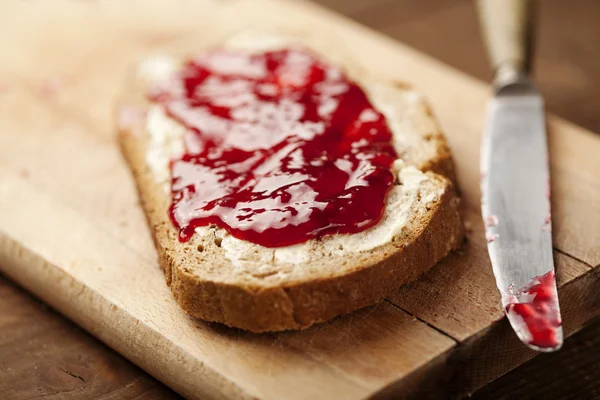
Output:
[{"left": 1, "top": 0, "right": 599, "bottom": 399}]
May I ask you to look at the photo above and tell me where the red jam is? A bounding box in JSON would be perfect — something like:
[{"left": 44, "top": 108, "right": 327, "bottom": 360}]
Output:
[
  {"left": 505, "top": 271, "right": 562, "bottom": 349},
  {"left": 150, "top": 49, "right": 397, "bottom": 247}
]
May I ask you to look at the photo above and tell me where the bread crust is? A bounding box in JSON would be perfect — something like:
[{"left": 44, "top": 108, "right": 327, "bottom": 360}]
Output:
[{"left": 117, "top": 36, "right": 464, "bottom": 332}]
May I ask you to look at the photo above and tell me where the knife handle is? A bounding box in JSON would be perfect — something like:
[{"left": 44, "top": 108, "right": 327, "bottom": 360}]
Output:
[{"left": 477, "top": 0, "right": 535, "bottom": 78}]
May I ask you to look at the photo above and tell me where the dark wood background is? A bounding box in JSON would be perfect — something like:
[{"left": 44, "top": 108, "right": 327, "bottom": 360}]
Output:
[{"left": 1, "top": 0, "right": 599, "bottom": 399}]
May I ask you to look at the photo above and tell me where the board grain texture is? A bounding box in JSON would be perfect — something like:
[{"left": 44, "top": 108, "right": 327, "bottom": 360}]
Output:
[{"left": 0, "top": 0, "right": 599, "bottom": 399}]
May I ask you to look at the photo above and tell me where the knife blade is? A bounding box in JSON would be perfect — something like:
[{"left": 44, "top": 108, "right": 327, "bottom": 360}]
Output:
[{"left": 478, "top": 0, "right": 563, "bottom": 352}]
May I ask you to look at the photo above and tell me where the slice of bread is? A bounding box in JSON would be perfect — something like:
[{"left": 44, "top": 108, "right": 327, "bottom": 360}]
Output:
[{"left": 117, "top": 32, "right": 464, "bottom": 332}]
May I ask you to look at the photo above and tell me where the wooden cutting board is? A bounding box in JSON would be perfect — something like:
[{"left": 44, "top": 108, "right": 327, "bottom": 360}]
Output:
[{"left": 1, "top": 0, "right": 599, "bottom": 398}]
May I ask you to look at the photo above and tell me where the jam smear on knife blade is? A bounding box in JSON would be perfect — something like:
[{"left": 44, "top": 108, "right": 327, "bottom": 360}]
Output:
[
  {"left": 149, "top": 49, "right": 397, "bottom": 247},
  {"left": 505, "top": 270, "right": 562, "bottom": 349}
]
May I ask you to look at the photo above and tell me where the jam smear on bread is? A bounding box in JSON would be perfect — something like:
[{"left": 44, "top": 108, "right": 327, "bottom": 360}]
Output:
[{"left": 150, "top": 49, "right": 398, "bottom": 247}]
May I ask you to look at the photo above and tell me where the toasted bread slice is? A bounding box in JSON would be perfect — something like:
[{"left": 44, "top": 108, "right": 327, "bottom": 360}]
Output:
[{"left": 117, "top": 32, "right": 464, "bottom": 332}]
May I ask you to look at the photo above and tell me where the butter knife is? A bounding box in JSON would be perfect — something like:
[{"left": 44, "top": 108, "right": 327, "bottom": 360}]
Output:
[{"left": 477, "top": 0, "right": 563, "bottom": 352}]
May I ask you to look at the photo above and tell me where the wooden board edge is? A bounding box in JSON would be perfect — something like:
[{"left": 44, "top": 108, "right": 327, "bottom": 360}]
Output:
[
  {"left": 370, "top": 345, "right": 455, "bottom": 399},
  {"left": 447, "top": 264, "right": 600, "bottom": 397},
  {"left": 0, "top": 230, "right": 458, "bottom": 400},
  {"left": 369, "top": 260, "right": 600, "bottom": 399},
  {"left": 0, "top": 232, "right": 253, "bottom": 400}
]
